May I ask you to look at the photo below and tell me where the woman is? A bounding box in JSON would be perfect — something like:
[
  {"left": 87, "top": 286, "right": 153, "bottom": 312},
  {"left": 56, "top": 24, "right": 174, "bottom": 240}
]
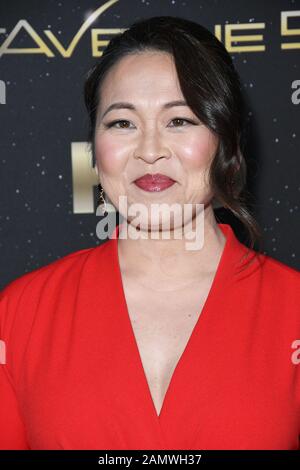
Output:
[{"left": 0, "top": 16, "right": 299, "bottom": 450}]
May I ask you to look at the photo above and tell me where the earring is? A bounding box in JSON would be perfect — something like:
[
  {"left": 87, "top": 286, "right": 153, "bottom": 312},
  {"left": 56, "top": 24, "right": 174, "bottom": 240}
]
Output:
[{"left": 98, "top": 184, "right": 108, "bottom": 216}]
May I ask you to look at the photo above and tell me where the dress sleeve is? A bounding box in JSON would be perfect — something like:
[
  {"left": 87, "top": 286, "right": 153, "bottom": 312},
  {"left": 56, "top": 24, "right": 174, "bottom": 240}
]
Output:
[{"left": 0, "top": 285, "right": 30, "bottom": 449}]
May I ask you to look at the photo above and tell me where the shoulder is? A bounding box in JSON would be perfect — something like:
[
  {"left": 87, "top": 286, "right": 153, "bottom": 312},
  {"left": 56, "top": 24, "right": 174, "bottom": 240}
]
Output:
[
  {"left": 259, "top": 252, "right": 300, "bottom": 285},
  {"left": 249, "top": 251, "right": 300, "bottom": 308},
  {"left": 0, "top": 241, "right": 113, "bottom": 375},
  {"left": 0, "top": 241, "right": 110, "bottom": 330},
  {"left": 1, "top": 246, "right": 92, "bottom": 299},
  {"left": 236, "top": 247, "right": 300, "bottom": 305}
]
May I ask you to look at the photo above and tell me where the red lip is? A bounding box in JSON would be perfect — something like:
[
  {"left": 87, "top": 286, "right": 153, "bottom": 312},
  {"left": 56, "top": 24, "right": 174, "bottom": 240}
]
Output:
[{"left": 133, "top": 173, "right": 176, "bottom": 192}]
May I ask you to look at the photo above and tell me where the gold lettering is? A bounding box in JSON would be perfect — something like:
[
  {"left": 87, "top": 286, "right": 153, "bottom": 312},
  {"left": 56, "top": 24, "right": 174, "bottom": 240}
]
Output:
[
  {"left": 225, "top": 23, "right": 265, "bottom": 52},
  {"left": 44, "top": 0, "right": 120, "bottom": 57},
  {"left": 71, "top": 142, "right": 98, "bottom": 214},
  {"left": 281, "top": 10, "right": 300, "bottom": 50},
  {"left": 91, "top": 28, "right": 125, "bottom": 57},
  {"left": 0, "top": 20, "right": 54, "bottom": 57},
  {"left": 214, "top": 24, "right": 222, "bottom": 42}
]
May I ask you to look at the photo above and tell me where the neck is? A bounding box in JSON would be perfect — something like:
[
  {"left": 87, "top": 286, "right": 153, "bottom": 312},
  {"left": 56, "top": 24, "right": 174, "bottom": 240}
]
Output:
[{"left": 117, "top": 205, "right": 226, "bottom": 285}]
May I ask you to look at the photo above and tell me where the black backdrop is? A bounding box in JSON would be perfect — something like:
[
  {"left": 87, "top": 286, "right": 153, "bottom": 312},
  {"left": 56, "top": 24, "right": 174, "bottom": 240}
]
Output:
[{"left": 0, "top": 0, "right": 299, "bottom": 290}]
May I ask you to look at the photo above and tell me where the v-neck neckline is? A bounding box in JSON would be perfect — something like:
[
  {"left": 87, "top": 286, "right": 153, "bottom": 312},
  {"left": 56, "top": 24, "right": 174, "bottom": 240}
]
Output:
[{"left": 109, "top": 222, "right": 247, "bottom": 427}]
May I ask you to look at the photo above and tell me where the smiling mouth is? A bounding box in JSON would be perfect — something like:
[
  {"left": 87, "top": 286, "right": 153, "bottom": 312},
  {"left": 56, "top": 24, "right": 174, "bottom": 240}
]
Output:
[{"left": 133, "top": 174, "right": 176, "bottom": 192}]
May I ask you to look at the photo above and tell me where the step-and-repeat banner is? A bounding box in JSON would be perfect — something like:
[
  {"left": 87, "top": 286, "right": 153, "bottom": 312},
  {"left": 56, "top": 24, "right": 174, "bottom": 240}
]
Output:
[{"left": 0, "top": 0, "right": 299, "bottom": 289}]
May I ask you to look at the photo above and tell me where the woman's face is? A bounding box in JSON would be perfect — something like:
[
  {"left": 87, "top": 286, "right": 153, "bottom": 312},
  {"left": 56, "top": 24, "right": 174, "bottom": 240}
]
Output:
[{"left": 94, "top": 51, "right": 219, "bottom": 231}]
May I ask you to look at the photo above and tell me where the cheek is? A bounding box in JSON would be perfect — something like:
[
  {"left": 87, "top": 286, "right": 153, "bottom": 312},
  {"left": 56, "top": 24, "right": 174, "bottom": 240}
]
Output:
[
  {"left": 178, "top": 129, "right": 218, "bottom": 168},
  {"left": 94, "top": 134, "right": 126, "bottom": 176}
]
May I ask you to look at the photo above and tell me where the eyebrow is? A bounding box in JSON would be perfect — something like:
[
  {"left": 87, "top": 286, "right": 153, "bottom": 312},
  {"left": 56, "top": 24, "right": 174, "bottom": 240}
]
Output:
[{"left": 100, "top": 100, "right": 188, "bottom": 119}]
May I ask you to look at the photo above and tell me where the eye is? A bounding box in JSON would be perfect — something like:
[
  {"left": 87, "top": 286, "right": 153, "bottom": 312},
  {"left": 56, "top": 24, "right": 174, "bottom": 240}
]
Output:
[
  {"left": 104, "top": 119, "right": 132, "bottom": 129},
  {"left": 169, "top": 118, "right": 195, "bottom": 127},
  {"left": 104, "top": 117, "right": 197, "bottom": 129}
]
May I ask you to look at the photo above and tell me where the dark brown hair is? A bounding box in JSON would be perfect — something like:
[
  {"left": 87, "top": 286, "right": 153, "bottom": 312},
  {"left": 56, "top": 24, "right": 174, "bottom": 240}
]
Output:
[{"left": 84, "top": 15, "right": 264, "bottom": 271}]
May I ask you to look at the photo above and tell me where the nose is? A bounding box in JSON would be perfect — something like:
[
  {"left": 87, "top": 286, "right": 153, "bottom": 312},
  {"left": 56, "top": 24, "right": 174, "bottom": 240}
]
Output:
[{"left": 133, "top": 128, "right": 172, "bottom": 163}]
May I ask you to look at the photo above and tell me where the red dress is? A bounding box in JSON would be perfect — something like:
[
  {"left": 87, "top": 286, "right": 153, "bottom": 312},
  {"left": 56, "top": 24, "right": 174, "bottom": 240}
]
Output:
[{"left": 0, "top": 223, "right": 300, "bottom": 449}]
